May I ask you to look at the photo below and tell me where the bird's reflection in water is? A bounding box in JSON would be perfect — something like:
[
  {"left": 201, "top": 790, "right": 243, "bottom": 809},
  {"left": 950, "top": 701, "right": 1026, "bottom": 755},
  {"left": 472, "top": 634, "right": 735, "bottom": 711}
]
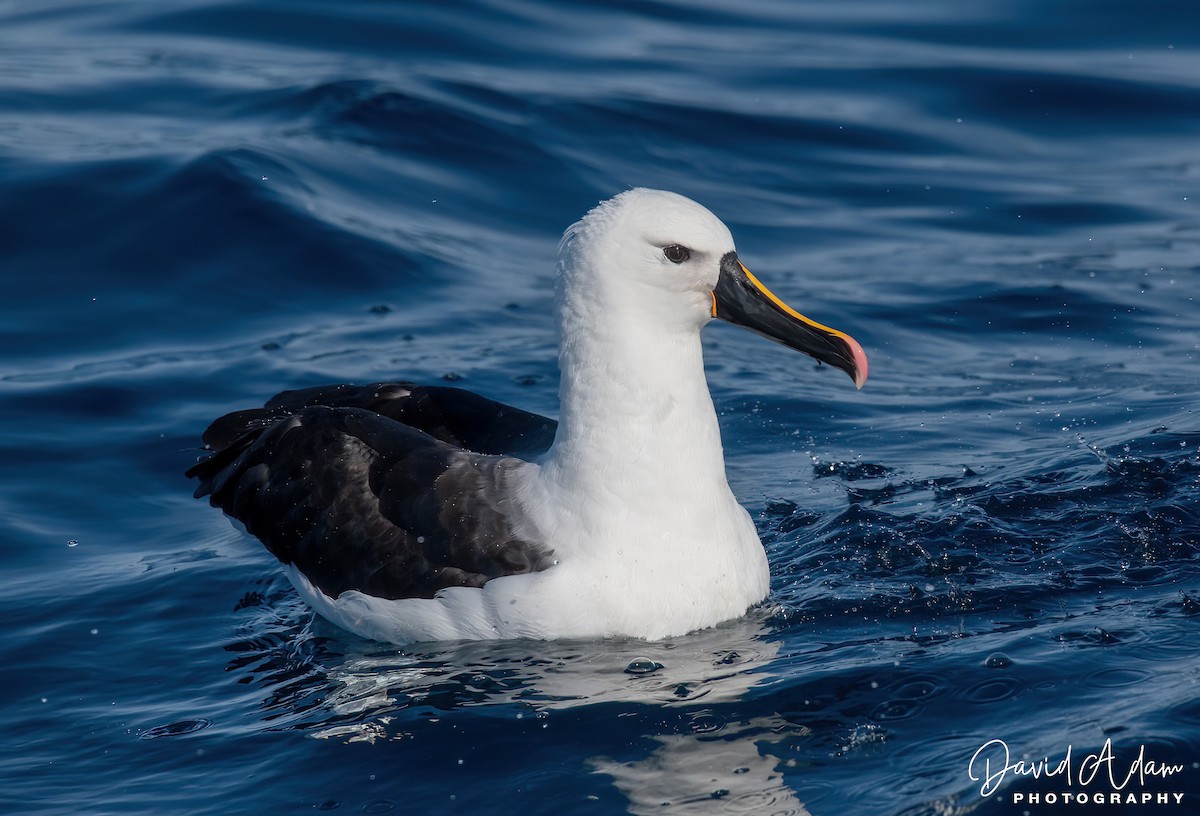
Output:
[
  {"left": 308, "top": 611, "right": 781, "bottom": 714},
  {"left": 227, "top": 597, "right": 817, "bottom": 810},
  {"left": 590, "top": 717, "right": 810, "bottom": 816}
]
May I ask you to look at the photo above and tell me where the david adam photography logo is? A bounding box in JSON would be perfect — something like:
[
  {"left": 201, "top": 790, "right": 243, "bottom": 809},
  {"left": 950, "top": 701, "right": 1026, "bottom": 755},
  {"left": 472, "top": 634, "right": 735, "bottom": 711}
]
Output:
[{"left": 968, "top": 738, "right": 1189, "bottom": 807}]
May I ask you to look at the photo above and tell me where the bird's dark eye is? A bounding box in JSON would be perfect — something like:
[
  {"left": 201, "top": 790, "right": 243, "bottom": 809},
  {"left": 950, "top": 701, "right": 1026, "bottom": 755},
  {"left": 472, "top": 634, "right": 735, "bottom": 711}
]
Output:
[{"left": 663, "top": 244, "right": 690, "bottom": 264}]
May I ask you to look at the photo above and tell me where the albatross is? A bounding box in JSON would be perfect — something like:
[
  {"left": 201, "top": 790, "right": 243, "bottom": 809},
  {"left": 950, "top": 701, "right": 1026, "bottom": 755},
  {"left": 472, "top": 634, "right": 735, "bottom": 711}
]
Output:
[{"left": 188, "top": 189, "right": 867, "bottom": 645}]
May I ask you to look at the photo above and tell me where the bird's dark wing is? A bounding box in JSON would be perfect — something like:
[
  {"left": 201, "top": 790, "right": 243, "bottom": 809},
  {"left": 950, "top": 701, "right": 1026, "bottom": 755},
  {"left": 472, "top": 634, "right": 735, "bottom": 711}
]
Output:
[
  {"left": 187, "top": 404, "right": 555, "bottom": 600},
  {"left": 201, "top": 382, "right": 557, "bottom": 460}
]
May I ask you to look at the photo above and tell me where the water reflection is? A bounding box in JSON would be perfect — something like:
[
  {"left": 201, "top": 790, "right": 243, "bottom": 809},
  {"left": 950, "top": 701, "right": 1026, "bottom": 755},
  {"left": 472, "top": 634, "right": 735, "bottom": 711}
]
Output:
[
  {"left": 591, "top": 716, "right": 811, "bottom": 816},
  {"left": 228, "top": 606, "right": 813, "bottom": 809},
  {"left": 304, "top": 612, "right": 783, "bottom": 718}
]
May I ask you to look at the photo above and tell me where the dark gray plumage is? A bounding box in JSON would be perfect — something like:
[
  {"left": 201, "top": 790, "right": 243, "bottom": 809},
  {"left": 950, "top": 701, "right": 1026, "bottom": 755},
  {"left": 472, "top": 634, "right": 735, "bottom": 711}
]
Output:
[{"left": 187, "top": 383, "right": 558, "bottom": 600}]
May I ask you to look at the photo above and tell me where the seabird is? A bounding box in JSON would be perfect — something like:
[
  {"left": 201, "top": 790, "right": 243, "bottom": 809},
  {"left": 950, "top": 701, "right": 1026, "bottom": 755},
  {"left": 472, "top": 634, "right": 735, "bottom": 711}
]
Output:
[{"left": 188, "top": 189, "right": 867, "bottom": 645}]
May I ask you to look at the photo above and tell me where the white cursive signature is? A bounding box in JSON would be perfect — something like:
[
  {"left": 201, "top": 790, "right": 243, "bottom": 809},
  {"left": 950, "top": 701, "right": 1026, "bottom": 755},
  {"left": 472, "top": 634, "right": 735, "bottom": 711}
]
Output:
[{"left": 968, "top": 738, "right": 1185, "bottom": 797}]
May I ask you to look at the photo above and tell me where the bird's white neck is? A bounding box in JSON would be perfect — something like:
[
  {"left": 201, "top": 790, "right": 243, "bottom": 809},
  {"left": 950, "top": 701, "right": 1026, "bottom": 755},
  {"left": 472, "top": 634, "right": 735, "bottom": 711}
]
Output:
[
  {"left": 538, "top": 262, "right": 730, "bottom": 511},
  {"left": 504, "top": 260, "right": 770, "bottom": 634}
]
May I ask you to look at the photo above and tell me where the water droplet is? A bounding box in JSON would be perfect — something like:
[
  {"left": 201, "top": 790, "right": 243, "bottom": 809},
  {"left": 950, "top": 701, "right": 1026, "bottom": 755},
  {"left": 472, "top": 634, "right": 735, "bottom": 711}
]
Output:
[
  {"left": 984, "top": 652, "right": 1012, "bottom": 669},
  {"left": 67, "top": 539, "right": 79, "bottom": 548},
  {"left": 624, "top": 658, "right": 663, "bottom": 675}
]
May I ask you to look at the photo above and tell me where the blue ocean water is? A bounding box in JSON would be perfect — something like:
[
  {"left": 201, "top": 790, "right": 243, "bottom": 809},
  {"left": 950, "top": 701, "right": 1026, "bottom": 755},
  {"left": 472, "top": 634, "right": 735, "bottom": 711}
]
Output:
[{"left": 2, "top": 0, "right": 1198, "bottom": 813}]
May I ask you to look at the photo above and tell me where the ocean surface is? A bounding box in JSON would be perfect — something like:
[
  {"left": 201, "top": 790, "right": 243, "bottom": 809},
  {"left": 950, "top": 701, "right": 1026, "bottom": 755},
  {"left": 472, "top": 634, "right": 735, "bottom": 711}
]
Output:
[{"left": 2, "top": 1, "right": 1198, "bottom": 814}]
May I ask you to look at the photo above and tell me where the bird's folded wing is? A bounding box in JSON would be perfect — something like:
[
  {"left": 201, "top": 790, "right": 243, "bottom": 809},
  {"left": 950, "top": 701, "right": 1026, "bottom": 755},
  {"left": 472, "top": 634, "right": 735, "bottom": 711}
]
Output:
[
  {"left": 188, "top": 405, "right": 554, "bottom": 600},
  {"left": 202, "top": 382, "right": 556, "bottom": 460}
]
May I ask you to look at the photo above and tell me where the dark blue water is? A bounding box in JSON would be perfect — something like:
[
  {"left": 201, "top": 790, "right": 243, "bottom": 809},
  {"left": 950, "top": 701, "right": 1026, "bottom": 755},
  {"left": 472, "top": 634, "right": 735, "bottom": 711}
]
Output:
[{"left": 3, "top": 1, "right": 1198, "bottom": 814}]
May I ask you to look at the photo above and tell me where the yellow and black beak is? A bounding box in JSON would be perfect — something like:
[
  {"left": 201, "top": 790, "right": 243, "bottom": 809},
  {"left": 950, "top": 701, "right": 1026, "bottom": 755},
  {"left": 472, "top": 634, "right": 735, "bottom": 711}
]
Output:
[{"left": 711, "top": 252, "right": 868, "bottom": 389}]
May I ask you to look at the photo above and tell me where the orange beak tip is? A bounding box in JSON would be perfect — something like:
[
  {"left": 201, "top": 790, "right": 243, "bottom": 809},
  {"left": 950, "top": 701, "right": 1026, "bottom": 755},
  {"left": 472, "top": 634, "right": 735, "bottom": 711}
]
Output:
[{"left": 847, "top": 335, "right": 869, "bottom": 390}]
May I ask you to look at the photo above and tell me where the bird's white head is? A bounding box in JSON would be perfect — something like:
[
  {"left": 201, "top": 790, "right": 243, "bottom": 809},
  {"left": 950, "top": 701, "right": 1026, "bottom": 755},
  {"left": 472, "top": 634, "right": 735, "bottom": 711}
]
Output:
[
  {"left": 558, "top": 188, "right": 734, "bottom": 329},
  {"left": 557, "top": 188, "right": 868, "bottom": 389}
]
